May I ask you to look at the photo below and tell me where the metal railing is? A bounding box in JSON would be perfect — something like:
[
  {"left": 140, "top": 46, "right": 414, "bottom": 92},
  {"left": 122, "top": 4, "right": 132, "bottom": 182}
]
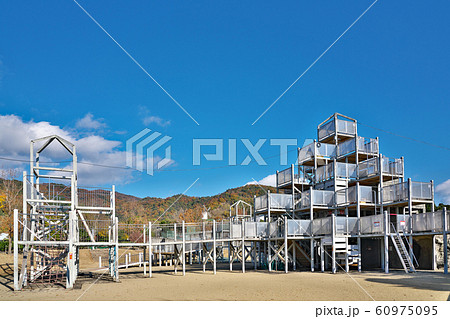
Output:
[
  {"left": 254, "top": 193, "right": 294, "bottom": 211},
  {"left": 299, "top": 189, "right": 334, "bottom": 208},
  {"left": 298, "top": 142, "right": 315, "bottom": 163},
  {"left": 337, "top": 137, "right": 378, "bottom": 157},
  {"left": 382, "top": 182, "right": 408, "bottom": 203},
  {"left": 381, "top": 157, "right": 403, "bottom": 176},
  {"left": 357, "top": 137, "right": 378, "bottom": 154},
  {"left": 412, "top": 211, "right": 443, "bottom": 232},
  {"left": 360, "top": 214, "right": 384, "bottom": 234},
  {"left": 411, "top": 182, "right": 432, "bottom": 200},
  {"left": 287, "top": 219, "right": 312, "bottom": 236},
  {"left": 312, "top": 216, "right": 332, "bottom": 235},
  {"left": 318, "top": 118, "right": 356, "bottom": 140},
  {"left": 77, "top": 186, "right": 112, "bottom": 209}
]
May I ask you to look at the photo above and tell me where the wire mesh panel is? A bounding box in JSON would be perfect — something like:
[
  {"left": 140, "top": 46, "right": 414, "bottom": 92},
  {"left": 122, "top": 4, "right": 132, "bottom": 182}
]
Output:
[
  {"left": 231, "top": 223, "right": 242, "bottom": 239},
  {"left": 300, "top": 190, "right": 311, "bottom": 208},
  {"left": 335, "top": 217, "right": 358, "bottom": 235},
  {"left": 256, "top": 222, "right": 267, "bottom": 237},
  {"left": 359, "top": 186, "right": 375, "bottom": 204},
  {"left": 268, "top": 221, "right": 279, "bottom": 237},
  {"left": 336, "top": 162, "right": 357, "bottom": 180},
  {"left": 395, "top": 214, "right": 410, "bottom": 233},
  {"left": 78, "top": 219, "right": 113, "bottom": 242},
  {"left": 412, "top": 211, "right": 443, "bottom": 232},
  {"left": 336, "top": 118, "right": 356, "bottom": 135},
  {"left": 360, "top": 215, "right": 383, "bottom": 234},
  {"left": 357, "top": 137, "right": 378, "bottom": 154},
  {"left": 153, "top": 224, "right": 176, "bottom": 242},
  {"left": 244, "top": 222, "right": 256, "bottom": 238},
  {"left": 411, "top": 182, "right": 432, "bottom": 200},
  {"left": 312, "top": 217, "right": 332, "bottom": 235},
  {"left": 255, "top": 194, "right": 268, "bottom": 211},
  {"left": 316, "top": 143, "right": 336, "bottom": 158},
  {"left": 287, "top": 219, "right": 311, "bottom": 236},
  {"left": 277, "top": 167, "right": 292, "bottom": 185},
  {"left": 184, "top": 223, "right": 203, "bottom": 241},
  {"left": 270, "top": 193, "right": 293, "bottom": 210},
  {"left": 118, "top": 224, "right": 148, "bottom": 243},
  {"left": 312, "top": 190, "right": 334, "bottom": 206},
  {"left": 298, "top": 142, "right": 315, "bottom": 163},
  {"left": 25, "top": 175, "right": 72, "bottom": 203},
  {"left": 216, "top": 221, "right": 230, "bottom": 239},
  {"left": 78, "top": 186, "right": 112, "bottom": 208},
  {"left": 383, "top": 182, "right": 408, "bottom": 203},
  {"left": 381, "top": 157, "right": 403, "bottom": 176},
  {"left": 358, "top": 158, "right": 379, "bottom": 178},
  {"left": 318, "top": 119, "right": 336, "bottom": 140},
  {"left": 337, "top": 138, "right": 356, "bottom": 157}
]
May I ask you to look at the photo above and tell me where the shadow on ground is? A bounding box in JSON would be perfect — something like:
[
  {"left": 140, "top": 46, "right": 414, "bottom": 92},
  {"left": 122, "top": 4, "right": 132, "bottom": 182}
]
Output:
[
  {"left": 364, "top": 271, "right": 450, "bottom": 295},
  {"left": 0, "top": 262, "right": 15, "bottom": 291}
]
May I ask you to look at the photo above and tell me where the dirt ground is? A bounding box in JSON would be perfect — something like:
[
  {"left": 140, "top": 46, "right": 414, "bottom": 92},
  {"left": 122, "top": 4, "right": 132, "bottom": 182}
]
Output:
[{"left": 1, "top": 252, "right": 449, "bottom": 301}]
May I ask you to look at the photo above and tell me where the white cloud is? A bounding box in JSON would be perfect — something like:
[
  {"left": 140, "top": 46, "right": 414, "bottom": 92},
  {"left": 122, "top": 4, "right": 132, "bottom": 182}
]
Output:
[
  {"left": 0, "top": 114, "right": 132, "bottom": 186},
  {"left": 246, "top": 174, "right": 276, "bottom": 187},
  {"left": 76, "top": 113, "right": 106, "bottom": 130},
  {"left": 139, "top": 106, "right": 170, "bottom": 127},
  {"left": 143, "top": 115, "right": 171, "bottom": 127},
  {"left": 436, "top": 179, "right": 450, "bottom": 204}
]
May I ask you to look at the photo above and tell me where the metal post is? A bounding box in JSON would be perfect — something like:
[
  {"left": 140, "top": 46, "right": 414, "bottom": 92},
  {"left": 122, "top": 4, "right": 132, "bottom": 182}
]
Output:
[
  {"left": 242, "top": 220, "right": 245, "bottom": 273},
  {"left": 182, "top": 221, "right": 186, "bottom": 276},
  {"left": 356, "top": 182, "right": 362, "bottom": 272},
  {"left": 443, "top": 207, "right": 448, "bottom": 274},
  {"left": 384, "top": 210, "right": 389, "bottom": 273},
  {"left": 14, "top": 209, "right": 19, "bottom": 291},
  {"left": 115, "top": 217, "right": 119, "bottom": 281},
  {"left": 310, "top": 193, "right": 314, "bottom": 272},
  {"left": 293, "top": 240, "right": 297, "bottom": 271},
  {"left": 149, "top": 222, "right": 152, "bottom": 278},
  {"left": 159, "top": 244, "right": 162, "bottom": 266},
  {"left": 331, "top": 214, "right": 336, "bottom": 274},
  {"left": 320, "top": 238, "right": 324, "bottom": 272},
  {"left": 202, "top": 221, "right": 206, "bottom": 273},
  {"left": 407, "top": 178, "right": 414, "bottom": 271},
  {"left": 284, "top": 216, "right": 288, "bottom": 273},
  {"left": 213, "top": 220, "right": 217, "bottom": 275}
]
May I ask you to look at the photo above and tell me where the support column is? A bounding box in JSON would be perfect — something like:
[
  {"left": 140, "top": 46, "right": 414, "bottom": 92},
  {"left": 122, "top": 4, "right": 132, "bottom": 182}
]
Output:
[
  {"left": 241, "top": 220, "right": 245, "bottom": 273},
  {"left": 182, "top": 221, "right": 186, "bottom": 276},
  {"left": 14, "top": 209, "right": 19, "bottom": 291},
  {"left": 310, "top": 197, "right": 314, "bottom": 272},
  {"left": 115, "top": 217, "right": 119, "bottom": 281},
  {"left": 149, "top": 222, "right": 152, "bottom": 278},
  {"left": 320, "top": 239, "right": 324, "bottom": 272},
  {"left": 443, "top": 207, "right": 448, "bottom": 274},
  {"left": 407, "top": 178, "right": 414, "bottom": 271},
  {"left": 284, "top": 216, "right": 288, "bottom": 273},
  {"left": 293, "top": 240, "right": 297, "bottom": 271},
  {"left": 384, "top": 211, "right": 389, "bottom": 273},
  {"left": 356, "top": 182, "right": 362, "bottom": 272},
  {"left": 202, "top": 222, "right": 206, "bottom": 273},
  {"left": 213, "top": 220, "right": 217, "bottom": 274},
  {"left": 331, "top": 214, "right": 336, "bottom": 274}
]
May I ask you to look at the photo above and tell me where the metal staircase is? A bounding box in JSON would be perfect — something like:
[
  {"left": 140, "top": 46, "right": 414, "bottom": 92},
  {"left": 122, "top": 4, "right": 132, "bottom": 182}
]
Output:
[{"left": 390, "top": 223, "right": 417, "bottom": 273}]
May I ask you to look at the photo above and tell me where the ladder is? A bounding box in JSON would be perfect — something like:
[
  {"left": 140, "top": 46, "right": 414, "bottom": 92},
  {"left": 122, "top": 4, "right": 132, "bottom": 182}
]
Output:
[{"left": 389, "top": 223, "right": 416, "bottom": 273}]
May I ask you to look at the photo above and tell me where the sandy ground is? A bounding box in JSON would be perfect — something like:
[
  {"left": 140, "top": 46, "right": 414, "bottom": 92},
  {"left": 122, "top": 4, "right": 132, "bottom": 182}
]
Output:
[{"left": 1, "top": 252, "right": 449, "bottom": 301}]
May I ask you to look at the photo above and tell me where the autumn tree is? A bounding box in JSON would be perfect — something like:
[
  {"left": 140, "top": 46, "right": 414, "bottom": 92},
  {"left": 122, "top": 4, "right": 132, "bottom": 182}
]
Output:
[{"left": 0, "top": 169, "right": 22, "bottom": 254}]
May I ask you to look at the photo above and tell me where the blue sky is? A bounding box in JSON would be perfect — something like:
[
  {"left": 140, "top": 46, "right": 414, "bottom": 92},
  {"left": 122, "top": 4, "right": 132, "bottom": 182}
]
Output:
[{"left": 0, "top": 0, "right": 449, "bottom": 202}]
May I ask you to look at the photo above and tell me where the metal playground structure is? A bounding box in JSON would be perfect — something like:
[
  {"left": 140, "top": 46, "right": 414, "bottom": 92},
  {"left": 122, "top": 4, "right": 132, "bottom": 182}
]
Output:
[{"left": 13, "top": 113, "right": 449, "bottom": 290}]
